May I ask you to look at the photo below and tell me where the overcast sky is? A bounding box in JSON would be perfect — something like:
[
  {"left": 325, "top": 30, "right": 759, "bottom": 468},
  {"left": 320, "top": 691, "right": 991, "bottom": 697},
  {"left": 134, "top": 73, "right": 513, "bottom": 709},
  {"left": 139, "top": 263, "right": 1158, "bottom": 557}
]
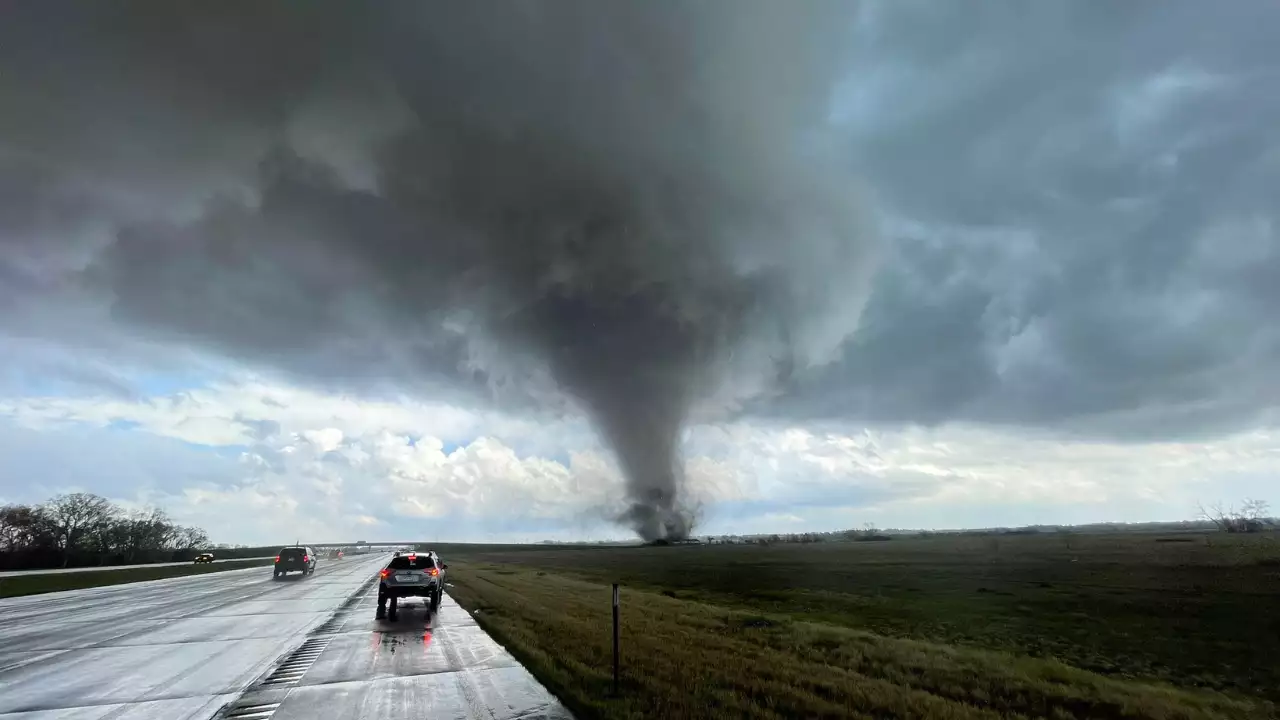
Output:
[{"left": 1, "top": 1, "right": 1277, "bottom": 544}]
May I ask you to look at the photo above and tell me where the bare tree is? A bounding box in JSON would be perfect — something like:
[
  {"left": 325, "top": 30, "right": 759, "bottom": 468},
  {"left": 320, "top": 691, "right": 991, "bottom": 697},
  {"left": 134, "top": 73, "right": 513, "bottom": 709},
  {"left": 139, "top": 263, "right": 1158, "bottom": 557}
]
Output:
[
  {"left": 0, "top": 504, "right": 51, "bottom": 553},
  {"left": 1, "top": 495, "right": 211, "bottom": 570},
  {"left": 86, "top": 502, "right": 125, "bottom": 563},
  {"left": 1199, "top": 502, "right": 1231, "bottom": 532},
  {"left": 1241, "top": 498, "right": 1271, "bottom": 522},
  {"left": 42, "top": 493, "right": 117, "bottom": 566},
  {"left": 1199, "top": 499, "right": 1273, "bottom": 534},
  {"left": 133, "top": 508, "right": 178, "bottom": 558},
  {"left": 174, "top": 526, "right": 210, "bottom": 550}
]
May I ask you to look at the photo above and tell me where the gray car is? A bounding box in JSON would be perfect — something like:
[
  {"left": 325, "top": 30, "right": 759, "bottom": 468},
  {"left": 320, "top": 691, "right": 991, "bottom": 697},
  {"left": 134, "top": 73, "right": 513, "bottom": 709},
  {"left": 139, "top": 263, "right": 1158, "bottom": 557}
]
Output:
[{"left": 376, "top": 551, "right": 447, "bottom": 620}]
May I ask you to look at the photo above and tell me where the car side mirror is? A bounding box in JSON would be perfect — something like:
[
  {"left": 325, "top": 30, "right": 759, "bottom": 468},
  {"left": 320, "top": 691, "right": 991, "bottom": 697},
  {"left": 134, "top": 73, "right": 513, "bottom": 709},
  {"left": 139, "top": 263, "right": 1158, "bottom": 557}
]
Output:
[{"left": 442, "top": 564, "right": 449, "bottom": 569}]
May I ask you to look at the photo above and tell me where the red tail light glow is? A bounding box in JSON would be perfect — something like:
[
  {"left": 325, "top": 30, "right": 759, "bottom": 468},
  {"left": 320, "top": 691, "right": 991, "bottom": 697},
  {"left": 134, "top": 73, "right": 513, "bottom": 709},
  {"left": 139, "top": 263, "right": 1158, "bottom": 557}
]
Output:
[
  {"left": 379, "top": 569, "right": 391, "bottom": 578},
  {"left": 429, "top": 567, "right": 439, "bottom": 577},
  {"left": 303, "top": 555, "right": 309, "bottom": 562},
  {"left": 274, "top": 556, "right": 280, "bottom": 563}
]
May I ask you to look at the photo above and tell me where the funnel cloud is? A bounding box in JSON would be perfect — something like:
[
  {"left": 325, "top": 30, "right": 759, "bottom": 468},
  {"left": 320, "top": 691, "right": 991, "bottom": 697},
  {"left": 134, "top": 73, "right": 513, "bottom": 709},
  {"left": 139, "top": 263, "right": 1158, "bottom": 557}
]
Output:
[{"left": 1, "top": 2, "right": 876, "bottom": 539}]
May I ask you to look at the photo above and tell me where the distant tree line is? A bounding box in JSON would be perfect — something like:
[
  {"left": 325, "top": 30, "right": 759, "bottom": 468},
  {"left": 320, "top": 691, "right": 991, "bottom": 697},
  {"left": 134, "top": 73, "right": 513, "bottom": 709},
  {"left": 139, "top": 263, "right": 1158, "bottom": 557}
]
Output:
[
  {"left": 673, "top": 506, "right": 1280, "bottom": 549},
  {"left": 0, "top": 492, "right": 214, "bottom": 570}
]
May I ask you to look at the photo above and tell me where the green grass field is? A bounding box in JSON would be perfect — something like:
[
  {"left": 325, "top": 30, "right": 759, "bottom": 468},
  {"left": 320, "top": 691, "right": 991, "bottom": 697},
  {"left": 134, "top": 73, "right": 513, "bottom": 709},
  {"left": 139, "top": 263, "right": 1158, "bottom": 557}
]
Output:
[
  {"left": 436, "top": 532, "right": 1280, "bottom": 719},
  {"left": 0, "top": 558, "right": 277, "bottom": 598}
]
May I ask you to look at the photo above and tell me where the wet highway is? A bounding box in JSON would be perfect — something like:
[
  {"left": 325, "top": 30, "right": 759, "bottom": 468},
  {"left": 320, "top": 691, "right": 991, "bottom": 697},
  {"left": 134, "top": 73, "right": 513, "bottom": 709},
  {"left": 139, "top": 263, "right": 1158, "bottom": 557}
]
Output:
[
  {"left": 0, "top": 557, "right": 276, "bottom": 578},
  {"left": 0, "top": 554, "right": 571, "bottom": 720}
]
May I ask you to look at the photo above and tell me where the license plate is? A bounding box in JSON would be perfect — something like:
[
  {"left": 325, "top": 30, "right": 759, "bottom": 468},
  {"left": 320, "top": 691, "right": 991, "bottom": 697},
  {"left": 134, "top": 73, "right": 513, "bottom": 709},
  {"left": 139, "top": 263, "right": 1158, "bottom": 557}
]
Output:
[{"left": 395, "top": 574, "right": 417, "bottom": 582}]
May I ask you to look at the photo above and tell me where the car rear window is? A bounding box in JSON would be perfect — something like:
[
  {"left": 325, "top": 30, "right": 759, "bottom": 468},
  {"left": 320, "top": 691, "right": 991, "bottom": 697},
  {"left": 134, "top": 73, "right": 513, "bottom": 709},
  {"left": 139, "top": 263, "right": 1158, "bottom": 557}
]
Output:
[
  {"left": 279, "top": 548, "right": 305, "bottom": 557},
  {"left": 386, "top": 555, "right": 434, "bottom": 570}
]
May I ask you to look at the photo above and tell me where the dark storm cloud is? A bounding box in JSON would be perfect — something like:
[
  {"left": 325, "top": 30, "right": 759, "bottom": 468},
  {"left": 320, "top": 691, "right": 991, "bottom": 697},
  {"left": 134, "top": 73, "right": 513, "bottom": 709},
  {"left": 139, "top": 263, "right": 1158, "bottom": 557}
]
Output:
[
  {"left": 0, "top": 2, "right": 874, "bottom": 539},
  {"left": 765, "top": 0, "right": 1280, "bottom": 440},
  {"left": 5, "top": 1, "right": 1280, "bottom": 536}
]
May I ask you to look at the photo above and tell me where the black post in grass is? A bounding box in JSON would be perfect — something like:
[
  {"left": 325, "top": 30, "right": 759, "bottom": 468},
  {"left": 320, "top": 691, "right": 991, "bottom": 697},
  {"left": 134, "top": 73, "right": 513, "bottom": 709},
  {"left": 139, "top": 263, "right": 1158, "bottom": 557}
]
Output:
[{"left": 612, "top": 582, "right": 620, "bottom": 695}]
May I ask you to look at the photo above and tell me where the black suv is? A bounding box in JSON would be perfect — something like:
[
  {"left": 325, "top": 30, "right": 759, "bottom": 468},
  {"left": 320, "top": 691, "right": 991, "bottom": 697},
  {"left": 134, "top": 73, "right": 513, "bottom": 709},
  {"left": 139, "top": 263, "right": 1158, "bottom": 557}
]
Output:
[
  {"left": 273, "top": 546, "right": 317, "bottom": 579},
  {"left": 376, "top": 551, "right": 447, "bottom": 620}
]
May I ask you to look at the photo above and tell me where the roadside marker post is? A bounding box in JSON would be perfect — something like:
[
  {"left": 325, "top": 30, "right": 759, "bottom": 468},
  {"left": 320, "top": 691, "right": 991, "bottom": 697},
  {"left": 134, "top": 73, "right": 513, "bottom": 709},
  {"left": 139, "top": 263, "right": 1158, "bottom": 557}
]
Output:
[{"left": 612, "top": 583, "right": 620, "bottom": 695}]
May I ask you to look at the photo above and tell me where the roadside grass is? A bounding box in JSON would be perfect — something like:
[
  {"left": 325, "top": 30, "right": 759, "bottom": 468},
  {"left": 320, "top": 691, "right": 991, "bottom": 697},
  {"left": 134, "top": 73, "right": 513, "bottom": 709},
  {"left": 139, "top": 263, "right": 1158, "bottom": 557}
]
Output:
[
  {"left": 436, "top": 532, "right": 1280, "bottom": 702},
  {"left": 447, "top": 564, "right": 1273, "bottom": 720},
  {"left": 0, "top": 558, "right": 276, "bottom": 598}
]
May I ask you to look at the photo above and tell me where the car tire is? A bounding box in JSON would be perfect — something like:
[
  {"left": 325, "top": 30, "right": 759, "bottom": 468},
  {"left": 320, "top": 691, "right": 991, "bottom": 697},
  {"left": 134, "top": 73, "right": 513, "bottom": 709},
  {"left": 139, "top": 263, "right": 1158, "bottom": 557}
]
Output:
[
  {"left": 388, "top": 596, "right": 398, "bottom": 621},
  {"left": 430, "top": 590, "right": 440, "bottom": 614}
]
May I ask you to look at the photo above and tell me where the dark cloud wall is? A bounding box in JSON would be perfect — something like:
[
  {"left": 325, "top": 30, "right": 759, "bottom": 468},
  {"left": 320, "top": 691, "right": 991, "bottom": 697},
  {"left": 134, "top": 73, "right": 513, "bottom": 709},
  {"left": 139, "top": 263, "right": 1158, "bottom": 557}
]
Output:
[
  {"left": 1, "top": 2, "right": 876, "bottom": 539},
  {"left": 2, "top": 1, "right": 1279, "bottom": 529}
]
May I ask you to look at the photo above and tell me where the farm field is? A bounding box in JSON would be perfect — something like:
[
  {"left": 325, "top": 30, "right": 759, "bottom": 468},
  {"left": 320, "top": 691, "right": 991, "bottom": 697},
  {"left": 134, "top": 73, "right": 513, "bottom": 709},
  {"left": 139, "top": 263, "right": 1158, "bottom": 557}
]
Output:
[{"left": 435, "top": 532, "right": 1280, "bottom": 719}]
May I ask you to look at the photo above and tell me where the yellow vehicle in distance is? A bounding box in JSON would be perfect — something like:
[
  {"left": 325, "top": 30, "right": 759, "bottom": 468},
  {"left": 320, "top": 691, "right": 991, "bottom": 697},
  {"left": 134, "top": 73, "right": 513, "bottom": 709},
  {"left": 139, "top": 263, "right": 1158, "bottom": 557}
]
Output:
[{"left": 193, "top": 552, "right": 215, "bottom": 564}]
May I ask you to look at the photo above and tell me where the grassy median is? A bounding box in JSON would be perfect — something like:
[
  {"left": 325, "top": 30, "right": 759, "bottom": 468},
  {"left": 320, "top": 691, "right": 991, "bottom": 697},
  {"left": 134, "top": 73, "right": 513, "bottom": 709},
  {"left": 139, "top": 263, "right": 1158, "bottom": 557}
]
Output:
[
  {"left": 0, "top": 558, "right": 276, "bottom": 598},
  {"left": 441, "top": 534, "right": 1279, "bottom": 719}
]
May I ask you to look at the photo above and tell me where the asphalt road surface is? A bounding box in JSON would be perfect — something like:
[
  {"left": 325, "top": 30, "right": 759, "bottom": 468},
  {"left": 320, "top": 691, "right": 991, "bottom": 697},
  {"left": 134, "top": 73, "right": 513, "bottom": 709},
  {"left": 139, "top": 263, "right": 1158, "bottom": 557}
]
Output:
[
  {"left": 0, "top": 554, "right": 571, "bottom": 720},
  {"left": 0, "top": 558, "right": 276, "bottom": 578}
]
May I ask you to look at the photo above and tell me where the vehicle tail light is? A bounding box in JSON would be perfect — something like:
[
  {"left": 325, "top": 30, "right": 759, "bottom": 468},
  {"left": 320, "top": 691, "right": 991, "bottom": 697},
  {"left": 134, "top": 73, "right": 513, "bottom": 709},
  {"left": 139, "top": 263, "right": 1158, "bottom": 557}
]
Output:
[
  {"left": 274, "top": 556, "right": 280, "bottom": 563},
  {"left": 379, "top": 569, "right": 390, "bottom": 578},
  {"left": 303, "top": 555, "right": 310, "bottom": 562},
  {"left": 429, "top": 568, "right": 439, "bottom": 577}
]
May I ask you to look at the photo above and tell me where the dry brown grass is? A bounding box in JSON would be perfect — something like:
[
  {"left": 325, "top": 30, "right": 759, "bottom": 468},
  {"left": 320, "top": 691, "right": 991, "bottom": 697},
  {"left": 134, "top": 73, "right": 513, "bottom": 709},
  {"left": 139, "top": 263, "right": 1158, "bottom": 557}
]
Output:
[
  {"left": 435, "top": 533, "right": 1280, "bottom": 700},
  {"left": 447, "top": 564, "right": 1273, "bottom": 720}
]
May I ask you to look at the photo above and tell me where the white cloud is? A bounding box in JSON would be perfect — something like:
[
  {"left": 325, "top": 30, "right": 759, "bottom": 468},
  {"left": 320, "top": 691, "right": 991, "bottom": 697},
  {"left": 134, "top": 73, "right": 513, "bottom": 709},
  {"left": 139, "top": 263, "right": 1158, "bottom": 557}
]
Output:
[
  {"left": 372, "top": 434, "right": 621, "bottom": 521},
  {"left": 685, "top": 422, "right": 1280, "bottom": 532},
  {"left": 759, "top": 512, "right": 806, "bottom": 525},
  {"left": 301, "top": 427, "right": 345, "bottom": 454},
  {"left": 0, "top": 378, "right": 584, "bottom": 457},
  {"left": 1, "top": 378, "right": 1277, "bottom": 543}
]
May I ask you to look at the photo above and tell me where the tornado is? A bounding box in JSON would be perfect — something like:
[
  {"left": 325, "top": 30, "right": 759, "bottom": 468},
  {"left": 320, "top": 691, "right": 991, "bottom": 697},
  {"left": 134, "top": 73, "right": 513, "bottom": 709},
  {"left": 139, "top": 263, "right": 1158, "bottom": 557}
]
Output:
[{"left": 3, "top": 2, "right": 878, "bottom": 540}]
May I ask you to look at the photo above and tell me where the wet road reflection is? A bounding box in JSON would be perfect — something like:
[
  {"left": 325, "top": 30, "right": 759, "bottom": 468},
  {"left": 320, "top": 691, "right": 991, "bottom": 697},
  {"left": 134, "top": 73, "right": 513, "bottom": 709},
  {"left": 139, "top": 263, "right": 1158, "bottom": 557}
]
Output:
[
  {"left": 227, "top": 588, "right": 571, "bottom": 719},
  {"left": 0, "top": 555, "right": 389, "bottom": 719}
]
